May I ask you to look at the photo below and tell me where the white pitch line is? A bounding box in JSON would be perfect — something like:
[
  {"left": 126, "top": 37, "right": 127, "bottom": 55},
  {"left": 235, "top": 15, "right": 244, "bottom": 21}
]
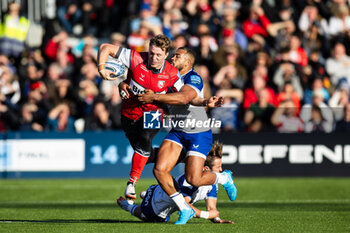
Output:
[
  {"left": 0, "top": 199, "right": 350, "bottom": 205},
  {"left": 0, "top": 185, "right": 119, "bottom": 189}
]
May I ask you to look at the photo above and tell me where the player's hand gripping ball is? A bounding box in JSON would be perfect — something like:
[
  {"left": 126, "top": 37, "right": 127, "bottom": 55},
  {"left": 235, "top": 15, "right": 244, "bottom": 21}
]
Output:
[{"left": 103, "top": 58, "right": 126, "bottom": 80}]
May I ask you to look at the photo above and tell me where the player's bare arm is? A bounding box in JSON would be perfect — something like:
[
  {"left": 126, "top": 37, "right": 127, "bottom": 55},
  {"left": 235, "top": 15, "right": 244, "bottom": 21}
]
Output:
[
  {"left": 138, "top": 85, "right": 197, "bottom": 105},
  {"left": 190, "top": 95, "right": 224, "bottom": 108},
  {"left": 206, "top": 198, "right": 234, "bottom": 224},
  {"left": 97, "top": 43, "right": 120, "bottom": 80}
]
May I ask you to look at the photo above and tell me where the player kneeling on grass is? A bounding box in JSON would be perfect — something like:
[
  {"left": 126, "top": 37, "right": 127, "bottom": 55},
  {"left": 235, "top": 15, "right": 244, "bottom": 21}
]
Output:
[{"left": 117, "top": 141, "right": 235, "bottom": 224}]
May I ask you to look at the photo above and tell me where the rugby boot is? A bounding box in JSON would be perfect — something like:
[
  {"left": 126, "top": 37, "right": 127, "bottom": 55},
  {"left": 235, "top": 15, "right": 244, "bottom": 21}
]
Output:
[
  {"left": 124, "top": 181, "right": 136, "bottom": 203},
  {"left": 222, "top": 170, "right": 237, "bottom": 201},
  {"left": 174, "top": 208, "right": 195, "bottom": 225}
]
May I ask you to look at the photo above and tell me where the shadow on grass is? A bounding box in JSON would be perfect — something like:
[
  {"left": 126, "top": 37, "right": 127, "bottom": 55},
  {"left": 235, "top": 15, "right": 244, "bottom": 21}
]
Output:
[
  {"left": 0, "top": 219, "right": 143, "bottom": 224},
  {"left": 1, "top": 202, "right": 350, "bottom": 212}
]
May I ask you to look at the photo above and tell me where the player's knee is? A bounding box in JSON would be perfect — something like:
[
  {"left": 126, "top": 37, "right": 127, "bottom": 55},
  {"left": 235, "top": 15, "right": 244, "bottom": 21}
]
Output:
[
  {"left": 185, "top": 174, "right": 201, "bottom": 187},
  {"left": 153, "top": 165, "right": 167, "bottom": 179}
]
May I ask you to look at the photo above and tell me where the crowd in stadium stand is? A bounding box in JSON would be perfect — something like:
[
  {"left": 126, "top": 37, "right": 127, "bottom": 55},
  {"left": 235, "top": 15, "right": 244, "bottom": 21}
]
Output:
[{"left": 0, "top": 0, "right": 350, "bottom": 133}]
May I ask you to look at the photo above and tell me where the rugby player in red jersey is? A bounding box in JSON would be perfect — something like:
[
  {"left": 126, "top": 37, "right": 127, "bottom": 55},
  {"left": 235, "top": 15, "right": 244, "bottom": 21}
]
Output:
[{"left": 97, "top": 35, "right": 182, "bottom": 202}]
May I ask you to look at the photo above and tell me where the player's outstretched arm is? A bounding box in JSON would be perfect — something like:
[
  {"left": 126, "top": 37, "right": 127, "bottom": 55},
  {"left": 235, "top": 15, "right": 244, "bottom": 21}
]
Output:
[
  {"left": 185, "top": 197, "right": 220, "bottom": 221},
  {"left": 206, "top": 198, "right": 234, "bottom": 224},
  {"left": 138, "top": 85, "right": 197, "bottom": 105},
  {"left": 190, "top": 96, "right": 224, "bottom": 108}
]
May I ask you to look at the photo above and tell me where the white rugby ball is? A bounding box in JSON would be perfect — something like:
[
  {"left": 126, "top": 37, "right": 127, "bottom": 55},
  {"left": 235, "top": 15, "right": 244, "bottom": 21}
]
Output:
[{"left": 104, "top": 57, "right": 126, "bottom": 79}]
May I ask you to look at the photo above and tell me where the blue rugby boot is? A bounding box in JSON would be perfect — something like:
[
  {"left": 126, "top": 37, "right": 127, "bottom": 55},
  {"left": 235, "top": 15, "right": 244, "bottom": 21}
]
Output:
[
  {"left": 174, "top": 208, "right": 195, "bottom": 225},
  {"left": 222, "top": 170, "right": 237, "bottom": 201}
]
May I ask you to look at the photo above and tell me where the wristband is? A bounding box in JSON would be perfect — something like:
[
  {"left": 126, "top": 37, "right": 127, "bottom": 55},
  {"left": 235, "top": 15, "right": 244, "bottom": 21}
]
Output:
[
  {"left": 98, "top": 63, "right": 105, "bottom": 70},
  {"left": 200, "top": 211, "right": 209, "bottom": 219},
  {"left": 213, "top": 217, "right": 221, "bottom": 222}
]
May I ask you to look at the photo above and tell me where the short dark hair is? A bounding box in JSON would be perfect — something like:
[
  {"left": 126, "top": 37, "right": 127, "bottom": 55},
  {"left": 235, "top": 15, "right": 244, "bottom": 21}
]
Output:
[
  {"left": 178, "top": 47, "right": 196, "bottom": 66},
  {"left": 150, "top": 34, "right": 172, "bottom": 53}
]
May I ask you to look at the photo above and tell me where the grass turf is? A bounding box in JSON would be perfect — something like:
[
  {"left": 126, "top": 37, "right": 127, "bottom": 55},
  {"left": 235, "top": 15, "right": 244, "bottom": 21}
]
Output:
[{"left": 0, "top": 178, "right": 350, "bottom": 233}]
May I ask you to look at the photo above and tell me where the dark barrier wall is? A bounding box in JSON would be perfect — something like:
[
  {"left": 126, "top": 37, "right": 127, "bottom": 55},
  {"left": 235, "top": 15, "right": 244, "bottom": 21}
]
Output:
[
  {"left": 0, "top": 131, "right": 349, "bottom": 178},
  {"left": 215, "top": 132, "right": 350, "bottom": 176}
]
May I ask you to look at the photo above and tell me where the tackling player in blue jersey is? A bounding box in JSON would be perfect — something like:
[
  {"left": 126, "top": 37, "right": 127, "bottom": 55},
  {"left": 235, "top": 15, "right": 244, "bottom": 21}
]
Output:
[
  {"left": 137, "top": 47, "right": 237, "bottom": 224},
  {"left": 117, "top": 141, "right": 235, "bottom": 224}
]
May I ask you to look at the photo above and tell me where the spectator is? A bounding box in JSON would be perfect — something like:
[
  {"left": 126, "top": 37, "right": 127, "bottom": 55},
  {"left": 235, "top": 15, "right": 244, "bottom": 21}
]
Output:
[
  {"left": 213, "top": 65, "right": 245, "bottom": 90},
  {"left": 190, "top": 24, "right": 218, "bottom": 70},
  {"left": 329, "top": 79, "right": 350, "bottom": 121},
  {"left": 44, "top": 31, "right": 74, "bottom": 64},
  {"left": 130, "top": 2, "right": 162, "bottom": 33},
  {"left": 335, "top": 103, "right": 350, "bottom": 132},
  {"left": 187, "top": 0, "right": 219, "bottom": 37},
  {"left": 18, "top": 103, "right": 44, "bottom": 132},
  {"left": 213, "top": 44, "right": 246, "bottom": 81},
  {"left": 271, "top": 99, "right": 303, "bottom": 133},
  {"left": 57, "top": 0, "right": 82, "bottom": 35},
  {"left": 273, "top": 60, "right": 304, "bottom": 99},
  {"left": 195, "top": 64, "right": 212, "bottom": 99},
  {"left": 127, "top": 21, "right": 161, "bottom": 52},
  {"left": 244, "top": 88, "right": 276, "bottom": 132},
  {"left": 0, "top": 65, "right": 21, "bottom": 107},
  {"left": 288, "top": 35, "right": 308, "bottom": 67},
  {"left": 304, "top": 104, "right": 333, "bottom": 133},
  {"left": 84, "top": 100, "right": 114, "bottom": 131},
  {"left": 326, "top": 42, "right": 350, "bottom": 87},
  {"left": 243, "top": 66, "right": 276, "bottom": 110},
  {"left": 328, "top": 4, "right": 350, "bottom": 37},
  {"left": 47, "top": 102, "right": 75, "bottom": 132},
  {"left": 276, "top": 81, "right": 301, "bottom": 115},
  {"left": 162, "top": 9, "right": 188, "bottom": 40},
  {"left": 0, "top": 96, "right": 18, "bottom": 132},
  {"left": 300, "top": 88, "right": 333, "bottom": 130},
  {"left": 303, "top": 77, "right": 330, "bottom": 105},
  {"left": 298, "top": 5, "right": 327, "bottom": 36},
  {"left": 0, "top": 2, "right": 30, "bottom": 59},
  {"left": 243, "top": 5, "right": 272, "bottom": 39}
]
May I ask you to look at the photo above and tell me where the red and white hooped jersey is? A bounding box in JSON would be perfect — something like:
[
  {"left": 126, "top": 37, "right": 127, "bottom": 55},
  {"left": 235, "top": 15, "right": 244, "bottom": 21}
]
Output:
[{"left": 116, "top": 48, "right": 182, "bottom": 121}]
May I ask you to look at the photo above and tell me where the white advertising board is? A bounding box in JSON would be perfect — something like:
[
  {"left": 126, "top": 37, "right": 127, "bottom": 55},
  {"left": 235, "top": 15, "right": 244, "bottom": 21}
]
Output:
[{"left": 0, "top": 139, "right": 85, "bottom": 171}]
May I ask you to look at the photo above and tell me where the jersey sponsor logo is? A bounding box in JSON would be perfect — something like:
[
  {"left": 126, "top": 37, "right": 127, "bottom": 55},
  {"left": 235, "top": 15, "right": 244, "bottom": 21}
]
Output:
[
  {"left": 129, "top": 79, "right": 146, "bottom": 95},
  {"left": 139, "top": 73, "right": 145, "bottom": 81},
  {"left": 190, "top": 75, "right": 201, "bottom": 85},
  {"left": 158, "top": 80, "right": 165, "bottom": 89},
  {"left": 157, "top": 75, "right": 169, "bottom": 79},
  {"left": 143, "top": 110, "right": 161, "bottom": 129},
  {"left": 140, "top": 64, "right": 148, "bottom": 72}
]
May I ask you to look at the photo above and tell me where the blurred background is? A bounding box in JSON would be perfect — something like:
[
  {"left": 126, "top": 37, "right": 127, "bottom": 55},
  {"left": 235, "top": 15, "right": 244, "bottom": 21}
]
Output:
[{"left": 0, "top": 0, "right": 349, "bottom": 178}]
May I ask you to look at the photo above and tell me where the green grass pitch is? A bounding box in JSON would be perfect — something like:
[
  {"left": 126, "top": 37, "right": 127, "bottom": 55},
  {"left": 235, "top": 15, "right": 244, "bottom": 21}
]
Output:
[{"left": 1, "top": 177, "right": 350, "bottom": 233}]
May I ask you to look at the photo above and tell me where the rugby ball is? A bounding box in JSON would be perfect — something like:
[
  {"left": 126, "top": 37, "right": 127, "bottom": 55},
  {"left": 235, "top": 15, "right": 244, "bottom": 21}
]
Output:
[{"left": 104, "top": 57, "right": 126, "bottom": 79}]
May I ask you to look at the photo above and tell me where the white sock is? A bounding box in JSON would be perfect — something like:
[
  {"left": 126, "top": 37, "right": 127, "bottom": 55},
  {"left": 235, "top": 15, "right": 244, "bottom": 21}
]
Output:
[
  {"left": 170, "top": 192, "right": 190, "bottom": 211},
  {"left": 215, "top": 172, "right": 228, "bottom": 185}
]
